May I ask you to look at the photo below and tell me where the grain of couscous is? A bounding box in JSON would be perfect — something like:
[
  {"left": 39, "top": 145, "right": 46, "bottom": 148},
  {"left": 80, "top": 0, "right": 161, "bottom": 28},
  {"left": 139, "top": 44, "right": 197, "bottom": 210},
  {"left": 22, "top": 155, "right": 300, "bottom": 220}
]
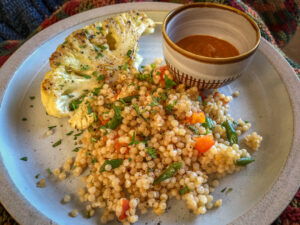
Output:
[{"left": 54, "top": 60, "right": 262, "bottom": 224}]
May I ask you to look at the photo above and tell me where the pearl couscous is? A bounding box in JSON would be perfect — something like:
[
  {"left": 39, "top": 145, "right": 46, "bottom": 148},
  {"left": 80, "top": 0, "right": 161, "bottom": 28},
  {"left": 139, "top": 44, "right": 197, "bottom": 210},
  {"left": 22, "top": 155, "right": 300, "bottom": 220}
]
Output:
[{"left": 56, "top": 60, "right": 262, "bottom": 224}]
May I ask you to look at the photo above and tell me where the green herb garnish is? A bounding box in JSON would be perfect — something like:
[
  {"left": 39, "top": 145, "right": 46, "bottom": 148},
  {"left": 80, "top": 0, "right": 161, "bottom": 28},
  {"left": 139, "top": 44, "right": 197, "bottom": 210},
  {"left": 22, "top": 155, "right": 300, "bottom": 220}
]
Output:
[
  {"left": 84, "top": 75, "right": 91, "bottom": 79},
  {"left": 235, "top": 157, "right": 255, "bottom": 166},
  {"left": 48, "top": 126, "right": 56, "bottom": 130},
  {"left": 153, "top": 162, "right": 182, "bottom": 185},
  {"left": 20, "top": 157, "right": 28, "bottom": 161},
  {"left": 52, "top": 140, "right": 62, "bottom": 147},
  {"left": 179, "top": 185, "right": 190, "bottom": 195},
  {"left": 97, "top": 75, "right": 104, "bottom": 81},
  {"left": 202, "top": 117, "right": 214, "bottom": 130},
  {"left": 105, "top": 105, "right": 123, "bottom": 130},
  {"left": 30, "top": 96, "right": 35, "bottom": 100},
  {"left": 92, "top": 87, "right": 101, "bottom": 96},
  {"left": 93, "top": 112, "right": 98, "bottom": 122},
  {"left": 97, "top": 45, "right": 107, "bottom": 50},
  {"left": 66, "top": 131, "right": 74, "bottom": 136},
  {"left": 92, "top": 158, "right": 97, "bottom": 164},
  {"left": 119, "top": 95, "right": 139, "bottom": 104},
  {"left": 128, "top": 131, "right": 146, "bottom": 146},
  {"left": 46, "top": 168, "right": 53, "bottom": 176},
  {"left": 187, "top": 125, "right": 200, "bottom": 135},
  {"left": 22, "top": 117, "right": 27, "bottom": 121},
  {"left": 127, "top": 49, "right": 132, "bottom": 57},
  {"left": 166, "top": 104, "right": 173, "bottom": 113},
  {"left": 221, "top": 187, "right": 227, "bottom": 192},
  {"left": 96, "top": 53, "right": 103, "bottom": 59},
  {"left": 87, "top": 104, "right": 92, "bottom": 114},
  {"left": 100, "top": 159, "right": 123, "bottom": 172},
  {"left": 159, "top": 91, "right": 168, "bottom": 101},
  {"left": 55, "top": 62, "right": 61, "bottom": 66},
  {"left": 35, "top": 174, "right": 40, "bottom": 179},
  {"left": 150, "top": 96, "right": 159, "bottom": 107},
  {"left": 72, "top": 147, "right": 80, "bottom": 152},
  {"left": 226, "top": 188, "right": 233, "bottom": 194},
  {"left": 81, "top": 65, "right": 89, "bottom": 70},
  {"left": 222, "top": 120, "right": 238, "bottom": 145},
  {"left": 146, "top": 147, "right": 157, "bottom": 158},
  {"left": 69, "top": 95, "right": 85, "bottom": 111},
  {"left": 164, "top": 76, "right": 176, "bottom": 89},
  {"left": 91, "top": 137, "right": 98, "bottom": 143}
]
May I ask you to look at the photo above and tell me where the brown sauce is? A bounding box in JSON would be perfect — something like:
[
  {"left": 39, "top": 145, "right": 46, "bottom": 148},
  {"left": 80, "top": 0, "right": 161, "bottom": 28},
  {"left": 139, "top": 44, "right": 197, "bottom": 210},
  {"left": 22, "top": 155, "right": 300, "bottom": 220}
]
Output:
[{"left": 176, "top": 35, "right": 239, "bottom": 58}]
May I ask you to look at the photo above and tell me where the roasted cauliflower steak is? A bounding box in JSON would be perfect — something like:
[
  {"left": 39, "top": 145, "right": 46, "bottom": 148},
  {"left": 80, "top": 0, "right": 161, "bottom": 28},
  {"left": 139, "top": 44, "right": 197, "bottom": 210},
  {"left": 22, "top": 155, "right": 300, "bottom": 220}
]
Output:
[{"left": 41, "top": 11, "right": 155, "bottom": 129}]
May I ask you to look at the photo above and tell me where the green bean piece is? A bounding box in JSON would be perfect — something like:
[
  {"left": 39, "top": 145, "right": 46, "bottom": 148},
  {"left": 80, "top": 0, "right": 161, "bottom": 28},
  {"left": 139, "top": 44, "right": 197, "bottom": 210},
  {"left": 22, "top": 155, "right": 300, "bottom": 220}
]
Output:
[
  {"left": 202, "top": 117, "right": 214, "bottom": 130},
  {"left": 222, "top": 120, "right": 238, "bottom": 145},
  {"left": 153, "top": 162, "right": 182, "bottom": 185},
  {"left": 235, "top": 157, "right": 255, "bottom": 166}
]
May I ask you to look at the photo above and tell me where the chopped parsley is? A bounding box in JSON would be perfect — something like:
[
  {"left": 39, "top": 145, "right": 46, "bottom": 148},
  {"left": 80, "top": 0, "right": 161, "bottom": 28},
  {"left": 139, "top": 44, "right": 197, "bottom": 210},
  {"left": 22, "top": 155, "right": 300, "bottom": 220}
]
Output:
[
  {"left": 96, "top": 53, "right": 103, "bottom": 59},
  {"left": 48, "top": 126, "right": 56, "bottom": 130},
  {"left": 150, "top": 96, "right": 159, "bottom": 107},
  {"left": 97, "top": 45, "right": 107, "bottom": 50},
  {"left": 46, "top": 168, "right": 53, "bottom": 176},
  {"left": 35, "top": 174, "right": 40, "bottom": 179},
  {"left": 52, "top": 140, "right": 62, "bottom": 147},
  {"left": 69, "top": 95, "right": 85, "bottom": 111},
  {"left": 146, "top": 147, "right": 157, "bottom": 158},
  {"left": 87, "top": 104, "right": 92, "bottom": 114},
  {"left": 92, "top": 158, "right": 97, "bottom": 164},
  {"left": 22, "top": 117, "right": 27, "bottom": 121},
  {"left": 187, "top": 125, "right": 200, "bottom": 135},
  {"left": 127, "top": 49, "right": 132, "bottom": 57},
  {"left": 72, "top": 147, "right": 80, "bottom": 152},
  {"left": 221, "top": 187, "right": 227, "bottom": 193},
  {"left": 84, "top": 75, "right": 91, "bottom": 79},
  {"left": 93, "top": 87, "right": 101, "bottom": 96},
  {"left": 66, "top": 131, "right": 74, "bottom": 136},
  {"left": 55, "top": 62, "right": 61, "bottom": 66},
  {"left": 166, "top": 104, "right": 173, "bottom": 113},
  {"left": 29, "top": 96, "right": 35, "bottom": 100},
  {"left": 164, "top": 76, "right": 176, "bottom": 89},
  {"left": 179, "top": 185, "right": 190, "bottom": 195},
  {"left": 129, "top": 131, "right": 146, "bottom": 146},
  {"left": 91, "top": 137, "right": 98, "bottom": 143},
  {"left": 92, "top": 71, "right": 98, "bottom": 76},
  {"left": 133, "top": 103, "right": 148, "bottom": 123},
  {"left": 105, "top": 105, "right": 123, "bottom": 130},
  {"left": 97, "top": 75, "right": 104, "bottom": 81},
  {"left": 81, "top": 65, "right": 89, "bottom": 70},
  {"left": 20, "top": 157, "right": 28, "bottom": 161}
]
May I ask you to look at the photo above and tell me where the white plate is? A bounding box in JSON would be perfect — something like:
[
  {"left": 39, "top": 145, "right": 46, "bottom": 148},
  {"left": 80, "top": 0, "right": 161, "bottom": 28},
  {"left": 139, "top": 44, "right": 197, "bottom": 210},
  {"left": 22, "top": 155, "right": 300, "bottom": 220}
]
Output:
[{"left": 0, "top": 3, "right": 299, "bottom": 225}]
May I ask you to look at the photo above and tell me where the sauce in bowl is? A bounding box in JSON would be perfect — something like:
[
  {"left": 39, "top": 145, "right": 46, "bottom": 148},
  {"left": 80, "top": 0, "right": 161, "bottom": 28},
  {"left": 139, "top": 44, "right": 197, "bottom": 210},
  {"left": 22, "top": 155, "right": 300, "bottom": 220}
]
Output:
[{"left": 176, "top": 35, "right": 239, "bottom": 58}]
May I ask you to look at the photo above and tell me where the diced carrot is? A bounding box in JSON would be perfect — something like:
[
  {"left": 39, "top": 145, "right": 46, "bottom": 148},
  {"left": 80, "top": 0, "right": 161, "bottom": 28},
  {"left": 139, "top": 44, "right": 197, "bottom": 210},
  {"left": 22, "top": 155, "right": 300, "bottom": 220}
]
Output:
[
  {"left": 159, "top": 65, "right": 168, "bottom": 86},
  {"left": 195, "top": 135, "right": 215, "bottom": 154},
  {"left": 113, "top": 90, "right": 121, "bottom": 101},
  {"left": 99, "top": 116, "right": 109, "bottom": 125},
  {"left": 186, "top": 112, "right": 206, "bottom": 124},
  {"left": 115, "top": 141, "right": 129, "bottom": 154},
  {"left": 118, "top": 198, "right": 130, "bottom": 220}
]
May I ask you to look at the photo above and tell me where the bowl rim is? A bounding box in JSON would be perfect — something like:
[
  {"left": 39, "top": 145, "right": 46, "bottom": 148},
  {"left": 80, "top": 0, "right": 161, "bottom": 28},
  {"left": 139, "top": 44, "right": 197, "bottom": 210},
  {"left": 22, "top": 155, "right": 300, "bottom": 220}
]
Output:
[{"left": 162, "top": 2, "right": 261, "bottom": 64}]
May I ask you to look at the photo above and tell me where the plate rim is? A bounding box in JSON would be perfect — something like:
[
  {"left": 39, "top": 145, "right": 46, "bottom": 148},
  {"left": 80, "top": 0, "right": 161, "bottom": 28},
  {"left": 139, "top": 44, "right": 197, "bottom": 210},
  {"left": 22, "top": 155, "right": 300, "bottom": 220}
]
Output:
[{"left": 0, "top": 2, "right": 299, "bottom": 225}]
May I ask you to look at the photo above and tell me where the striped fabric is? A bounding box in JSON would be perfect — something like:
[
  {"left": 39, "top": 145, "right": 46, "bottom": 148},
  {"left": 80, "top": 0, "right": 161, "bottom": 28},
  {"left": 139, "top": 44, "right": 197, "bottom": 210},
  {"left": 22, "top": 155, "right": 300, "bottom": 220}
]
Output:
[{"left": 0, "top": 1, "right": 299, "bottom": 225}]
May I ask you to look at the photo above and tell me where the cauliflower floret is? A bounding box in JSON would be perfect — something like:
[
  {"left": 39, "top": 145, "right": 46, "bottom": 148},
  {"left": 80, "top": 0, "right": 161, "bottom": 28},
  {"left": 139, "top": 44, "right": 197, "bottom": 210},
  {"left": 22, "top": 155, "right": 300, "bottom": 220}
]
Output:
[{"left": 41, "top": 11, "right": 155, "bottom": 122}]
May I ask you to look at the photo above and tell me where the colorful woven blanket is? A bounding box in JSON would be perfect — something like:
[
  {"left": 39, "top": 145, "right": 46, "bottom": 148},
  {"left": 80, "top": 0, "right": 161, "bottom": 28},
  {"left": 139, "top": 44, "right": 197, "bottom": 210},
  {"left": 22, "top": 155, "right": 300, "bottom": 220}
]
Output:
[{"left": 0, "top": 0, "right": 299, "bottom": 225}]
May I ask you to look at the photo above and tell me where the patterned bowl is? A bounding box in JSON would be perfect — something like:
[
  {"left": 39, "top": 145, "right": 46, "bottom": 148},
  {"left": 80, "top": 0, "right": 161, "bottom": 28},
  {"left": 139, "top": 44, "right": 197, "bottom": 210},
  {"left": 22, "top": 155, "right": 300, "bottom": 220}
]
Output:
[{"left": 162, "top": 3, "right": 261, "bottom": 89}]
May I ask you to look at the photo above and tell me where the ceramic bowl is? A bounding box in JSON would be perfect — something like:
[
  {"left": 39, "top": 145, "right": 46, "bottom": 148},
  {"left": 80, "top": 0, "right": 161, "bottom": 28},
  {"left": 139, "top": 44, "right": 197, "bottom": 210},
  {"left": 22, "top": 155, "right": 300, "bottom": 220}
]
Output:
[{"left": 162, "top": 3, "right": 261, "bottom": 89}]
